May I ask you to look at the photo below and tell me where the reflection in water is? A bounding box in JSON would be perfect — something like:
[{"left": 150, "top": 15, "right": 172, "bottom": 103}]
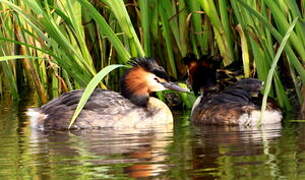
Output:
[
  {"left": 190, "top": 124, "right": 285, "bottom": 180},
  {"left": 194, "top": 123, "right": 282, "bottom": 144},
  {"left": 1, "top": 98, "right": 305, "bottom": 179},
  {"left": 29, "top": 127, "right": 173, "bottom": 179}
]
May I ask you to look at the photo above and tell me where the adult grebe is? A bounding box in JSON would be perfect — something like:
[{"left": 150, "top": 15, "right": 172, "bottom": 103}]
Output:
[
  {"left": 191, "top": 78, "right": 282, "bottom": 126},
  {"left": 183, "top": 55, "right": 282, "bottom": 126},
  {"left": 27, "top": 57, "right": 189, "bottom": 130}
]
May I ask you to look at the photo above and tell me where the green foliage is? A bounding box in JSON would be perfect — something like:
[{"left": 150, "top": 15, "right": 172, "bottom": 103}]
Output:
[
  {"left": 0, "top": 0, "right": 305, "bottom": 114},
  {"left": 69, "top": 64, "right": 126, "bottom": 129},
  {"left": 260, "top": 17, "right": 298, "bottom": 123}
]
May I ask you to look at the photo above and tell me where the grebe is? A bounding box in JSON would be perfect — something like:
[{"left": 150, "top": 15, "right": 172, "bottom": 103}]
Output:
[
  {"left": 191, "top": 78, "right": 282, "bottom": 126},
  {"left": 27, "top": 57, "right": 189, "bottom": 130},
  {"left": 183, "top": 55, "right": 282, "bottom": 126},
  {"left": 183, "top": 53, "right": 242, "bottom": 95},
  {"left": 183, "top": 54, "right": 221, "bottom": 96}
]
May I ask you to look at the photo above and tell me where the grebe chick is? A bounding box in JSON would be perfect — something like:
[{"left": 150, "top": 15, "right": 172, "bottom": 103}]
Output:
[
  {"left": 27, "top": 57, "right": 189, "bottom": 130},
  {"left": 183, "top": 54, "right": 221, "bottom": 96},
  {"left": 183, "top": 53, "right": 242, "bottom": 96},
  {"left": 191, "top": 78, "right": 282, "bottom": 126}
]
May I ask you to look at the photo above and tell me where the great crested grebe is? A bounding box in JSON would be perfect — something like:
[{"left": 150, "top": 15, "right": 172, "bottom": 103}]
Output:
[
  {"left": 27, "top": 57, "right": 189, "bottom": 130},
  {"left": 182, "top": 53, "right": 221, "bottom": 96},
  {"left": 183, "top": 55, "right": 282, "bottom": 126}
]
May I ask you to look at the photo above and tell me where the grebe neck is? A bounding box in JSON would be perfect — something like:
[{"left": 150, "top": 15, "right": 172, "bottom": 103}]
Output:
[
  {"left": 119, "top": 57, "right": 189, "bottom": 107},
  {"left": 120, "top": 67, "right": 150, "bottom": 107}
]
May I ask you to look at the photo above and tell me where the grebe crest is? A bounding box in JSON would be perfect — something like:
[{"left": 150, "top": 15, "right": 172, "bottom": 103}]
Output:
[{"left": 27, "top": 57, "right": 189, "bottom": 130}]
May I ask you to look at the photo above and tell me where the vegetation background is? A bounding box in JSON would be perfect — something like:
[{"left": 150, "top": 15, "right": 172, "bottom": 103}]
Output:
[{"left": 0, "top": 0, "right": 305, "bottom": 117}]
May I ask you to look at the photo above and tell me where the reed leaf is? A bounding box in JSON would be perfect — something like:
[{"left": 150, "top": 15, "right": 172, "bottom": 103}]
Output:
[
  {"left": 76, "top": 0, "right": 131, "bottom": 62},
  {"left": 1, "top": 0, "right": 304, "bottom": 114},
  {"left": 159, "top": 1, "right": 177, "bottom": 78},
  {"left": 218, "top": 0, "right": 234, "bottom": 58},
  {"left": 159, "top": 0, "right": 185, "bottom": 56},
  {"left": 177, "top": 0, "right": 188, "bottom": 56},
  {"left": 0, "top": 55, "right": 44, "bottom": 100},
  {"left": 187, "top": 0, "right": 207, "bottom": 54},
  {"left": 236, "top": 25, "right": 250, "bottom": 78},
  {"left": 0, "top": 61, "right": 18, "bottom": 100},
  {"left": 260, "top": 17, "right": 298, "bottom": 123},
  {"left": 199, "top": 0, "right": 234, "bottom": 65},
  {"left": 138, "top": 0, "right": 151, "bottom": 56},
  {"left": 238, "top": 0, "right": 305, "bottom": 110},
  {"left": 0, "top": 37, "right": 58, "bottom": 58},
  {"left": 68, "top": 64, "right": 126, "bottom": 129},
  {"left": 101, "top": 0, "right": 145, "bottom": 57},
  {"left": 264, "top": 0, "right": 305, "bottom": 60},
  {"left": 0, "top": 55, "right": 42, "bottom": 61}
]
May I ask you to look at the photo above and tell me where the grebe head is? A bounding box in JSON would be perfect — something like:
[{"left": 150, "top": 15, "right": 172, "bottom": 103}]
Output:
[
  {"left": 234, "top": 78, "right": 263, "bottom": 97},
  {"left": 120, "top": 57, "right": 189, "bottom": 107},
  {"left": 183, "top": 54, "right": 220, "bottom": 95}
]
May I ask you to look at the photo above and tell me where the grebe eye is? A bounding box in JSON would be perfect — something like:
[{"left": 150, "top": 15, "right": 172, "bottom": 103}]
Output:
[{"left": 154, "top": 77, "right": 160, "bottom": 83}]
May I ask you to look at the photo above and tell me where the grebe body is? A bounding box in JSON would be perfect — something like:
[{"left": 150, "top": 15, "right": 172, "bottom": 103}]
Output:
[
  {"left": 183, "top": 54, "right": 282, "bottom": 127},
  {"left": 27, "top": 58, "right": 188, "bottom": 130},
  {"left": 191, "top": 78, "right": 282, "bottom": 126}
]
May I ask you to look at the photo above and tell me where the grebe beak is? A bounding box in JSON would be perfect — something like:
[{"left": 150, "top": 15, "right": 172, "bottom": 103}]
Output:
[{"left": 161, "top": 82, "right": 190, "bottom": 92}]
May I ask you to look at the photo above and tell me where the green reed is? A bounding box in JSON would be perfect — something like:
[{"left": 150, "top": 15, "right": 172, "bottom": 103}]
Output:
[
  {"left": 260, "top": 17, "right": 298, "bottom": 123},
  {"left": 0, "top": 0, "right": 305, "bottom": 115}
]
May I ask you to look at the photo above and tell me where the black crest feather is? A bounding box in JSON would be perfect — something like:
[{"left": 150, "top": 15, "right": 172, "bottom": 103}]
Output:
[{"left": 127, "top": 57, "right": 169, "bottom": 80}]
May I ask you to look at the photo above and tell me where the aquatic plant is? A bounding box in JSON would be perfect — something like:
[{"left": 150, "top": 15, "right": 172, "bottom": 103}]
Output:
[{"left": 0, "top": 0, "right": 304, "bottom": 115}]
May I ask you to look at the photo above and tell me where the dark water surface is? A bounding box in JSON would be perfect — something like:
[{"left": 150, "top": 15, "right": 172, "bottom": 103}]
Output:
[{"left": 0, "top": 99, "right": 305, "bottom": 180}]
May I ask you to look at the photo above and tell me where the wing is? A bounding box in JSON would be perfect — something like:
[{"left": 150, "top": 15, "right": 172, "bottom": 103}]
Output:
[
  {"left": 192, "top": 103, "right": 257, "bottom": 125},
  {"left": 40, "top": 89, "right": 138, "bottom": 129}
]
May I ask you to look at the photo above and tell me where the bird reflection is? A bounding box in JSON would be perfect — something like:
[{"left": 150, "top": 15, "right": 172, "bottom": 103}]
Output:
[
  {"left": 190, "top": 123, "right": 282, "bottom": 180},
  {"left": 29, "top": 126, "right": 173, "bottom": 179}
]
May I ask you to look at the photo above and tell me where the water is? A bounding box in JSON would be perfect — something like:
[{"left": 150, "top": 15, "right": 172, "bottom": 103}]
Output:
[{"left": 1, "top": 99, "right": 305, "bottom": 179}]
